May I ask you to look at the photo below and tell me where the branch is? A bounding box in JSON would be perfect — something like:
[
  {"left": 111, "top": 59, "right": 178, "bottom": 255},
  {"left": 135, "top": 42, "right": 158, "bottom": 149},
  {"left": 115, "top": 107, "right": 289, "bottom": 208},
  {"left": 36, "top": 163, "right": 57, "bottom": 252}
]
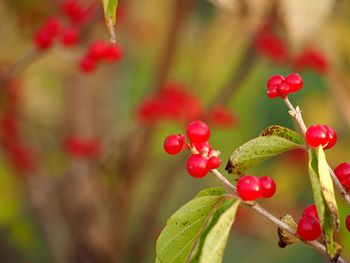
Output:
[
  {"left": 210, "top": 169, "right": 348, "bottom": 263},
  {"left": 283, "top": 97, "right": 350, "bottom": 206}
]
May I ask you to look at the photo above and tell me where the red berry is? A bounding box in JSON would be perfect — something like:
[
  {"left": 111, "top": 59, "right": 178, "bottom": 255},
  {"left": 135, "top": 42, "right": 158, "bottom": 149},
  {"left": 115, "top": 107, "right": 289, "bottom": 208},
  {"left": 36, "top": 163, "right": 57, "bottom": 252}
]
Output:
[
  {"left": 65, "top": 136, "right": 101, "bottom": 158},
  {"left": 334, "top": 162, "right": 350, "bottom": 192},
  {"left": 88, "top": 41, "right": 108, "bottom": 60},
  {"left": 104, "top": 44, "right": 123, "bottom": 63},
  {"left": 60, "top": 27, "right": 80, "bottom": 46},
  {"left": 43, "top": 18, "right": 61, "bottom": 36},
  {"left": 186, "top": 121, "right": 210, "bottom": 143},
  {"left": 278, "top": 82, "right": 291, "bottom": 97},
  {"left": 34, "top": 29, "right": 54, "bottom": 50},
  {"left": 346, "top": 215, "right": 350, "bottom": 232},
  {"left": 79, "top": 56, "right": 97, "bottom": 73},
  {"left": 163, "top": 134, "right": 185, "bottom": 155},
  {"left": 323, "top": 125, "right": 337, "bottom": 150},
  {"left": 259, "top": 176, "right": 276, "bottom": 198},
  {"left": 237, "top": 175, "right": 261, "bottom": 201},
  {"left": 207, "top": 156, "right": 221, "bottom": 169},
  {"left": 192, "top": 141, "right": 211, "bottom": 155},
  {"left": 267, "top": 86, "right": 279, "bottom": 99},
  {"left": 302, "top": 204, "right": 319, "bottom": 220},
  {"left": 297, "top": 215, "right": 321, "bottom": 241},
  {"left": 305, "top": 124, "right": 337, "bottom": 149},
  {"left": 186, "top": 154, "right": 209, "bottom": 178},
  {"left": 267, "top": 74, "right": 285, "bottom": 90},
  {"left": 285, "top": 73, "right": 303, "bottom": 92}
]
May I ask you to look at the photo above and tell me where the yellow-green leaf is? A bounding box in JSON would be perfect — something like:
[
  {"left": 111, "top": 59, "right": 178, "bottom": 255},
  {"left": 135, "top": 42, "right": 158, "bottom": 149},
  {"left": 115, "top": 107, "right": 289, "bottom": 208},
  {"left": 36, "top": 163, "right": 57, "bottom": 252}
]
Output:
[{"left": 102, "top": 0, "right": 118, "bottom": 42}]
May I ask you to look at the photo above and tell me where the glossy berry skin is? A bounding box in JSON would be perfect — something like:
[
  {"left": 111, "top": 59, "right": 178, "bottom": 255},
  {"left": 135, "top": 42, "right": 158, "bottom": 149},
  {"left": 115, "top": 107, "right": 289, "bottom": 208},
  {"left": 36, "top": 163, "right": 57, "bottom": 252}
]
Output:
[
  {"left": 207, "top": 156, "right": 221, "bottom": 169},
  {"left": 60, "top": 27, "right": 80, "bottom": 46},
  {"left": 346, "top": 215, "right": 350, "bottom": 232},
  {"left": 259, "top": 176, "right": 276, "bottom": 198},
  {"left": 285, "top": 73, "right": 303, "bottom": 92},
  {"left": 163, "top": 134, "right": 185, "bottom": 155},
  {"left": 334, "top": 162, "right": 350, "bottom": 192},
  {"left": 267, "top": 75, "right": 285, "bottom": 89},
  {"left": 186, "top": 121, "right": 210, "bottom": 143},
  {"left": 104, "top": 44, "right": 123, "bottom": 63},
  {"left": 302, "top": 204, "right": 319, "bottom": 220},
  {"left": 237, "top": 175, "right": 261, "bottom": 201},
  {"left": 186, "top": 154, "right": 209, "bottom": 178},
  {"left": 297, "top": 215, "right": 321, "bottom": 241},
  {"left": 80, "top": 56, "right": 97, "bottom": 73},
  {"left": 305, "top": 124, "right": 337, "bottom": 149}
]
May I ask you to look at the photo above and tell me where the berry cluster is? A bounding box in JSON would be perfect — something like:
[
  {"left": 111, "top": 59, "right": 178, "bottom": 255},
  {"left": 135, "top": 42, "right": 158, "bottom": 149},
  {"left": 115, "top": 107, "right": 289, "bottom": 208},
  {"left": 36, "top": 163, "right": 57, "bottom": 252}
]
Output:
[
  {"left": 236, "top": 175, "right": 276, "bottom": 201},
  {"left": 137, "top": 83, "right": 236, "bottom": 128},
  {"left": 79, "top": 40, "right": 123, "bottom": 74},
  {"left": 305, "top": 124, "right": 337, "bottom": 150},
  {"left": 266, "top": 73, "right": 303, "bottom": 99},
  {"left": 0, "top": 81, "right": 36, "bottom": 174},
  {"left": 297, "top": 204, "right": 321, "bottom": 241},
  {"left": 163, "top": 121, "right": 221, "bottom": 178},
  {"left": 255, "top": 29, "right": 329, "bottom": 74},
  {"left": 64, "top": 136, "right": 102, "bottom": 159}
]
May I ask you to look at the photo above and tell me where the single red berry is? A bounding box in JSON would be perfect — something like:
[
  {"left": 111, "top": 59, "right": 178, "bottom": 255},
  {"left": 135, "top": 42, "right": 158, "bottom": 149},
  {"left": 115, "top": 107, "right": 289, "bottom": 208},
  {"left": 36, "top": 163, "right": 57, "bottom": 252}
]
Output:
[
  {"left": 346, "top": 215, "right": 350, "bottom": 232},
  {"left": 323, "top": 125, "right": 337, "bottom": 150},
  {"left": 237, "top": 175, "right": 261, "bottom": 201},
  {"left": 334, "top": 162, "right": 350, "bottom": 192},
  {"left": 60, "top": 27, "right": 80, "bottom": 46},
  {"left": 297, "top": 215, "right": 321, "bottom": 241},
  {"left": 79, "top": 56, "right": 97, "bottom": 73},
  {"left": 207, "top": 156, "right": 221, "bottom": 169},
  {"left": 259, "top": 176, "right": 276, "bottom": 198},
  {"left": 186, "top": 121, "right": 210, "bottom": 143},
  {"left": 208, "top": 106, "right": 236, "bottom": 128},
  {"left": 104, "top": 44, "right": 123, "bottom": 63},
  {"left": 43, "top": 18, "right": 61, "bottom": 36},
  {"left": 65, "top": 137, "right": 101, "bottom": 158},
  {"left": 163, "top": 134, "right": 185, "bottom": 155},
  {"left": 285, "top": 73, "right": 303, "bottom": 92},
  {"left": 34, "top": 29, "right": 54, "bottom": 50},
  {"left": 278, "top": 82, "right": 291, "bottom": 97},
  {"left": 186, "top": 154, "right": 209, "bottom": 178},
  {"left": 302, "top": 204, "right": 319, "bottom": 220},
  {"left": 267, "top": 86, "right": 279, "bottom": 99},
  {"left": 88, "top": 41, "right": 108, "bottom": 60},
  {"left": 267, "top": 74, "right": 285, "bottom": 90},
  {"left": 305, "top": 124, "right": 329, "bottom": 149}
]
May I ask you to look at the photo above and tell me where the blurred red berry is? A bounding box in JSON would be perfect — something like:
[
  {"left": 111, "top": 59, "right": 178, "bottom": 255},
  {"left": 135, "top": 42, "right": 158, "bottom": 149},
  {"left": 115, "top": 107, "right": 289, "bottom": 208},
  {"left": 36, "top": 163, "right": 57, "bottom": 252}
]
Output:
[
  {"left": 297, "top": 215, "right": 321, "bottom": 241},
  {"left": 186, "top": 121, "right": 210, "bottom": 143},
  {"left": 346, "top": 215, "right": 350, "bottom": 232},
  {"left": 7, "top": 143, "right": 36, "bottom": 173},
  {"left": 237, "top": 175, "right": 261, "bottom": 201},
  {"left": 104, "top": 44, "right": 123, "bottom": 63},
  {"left": 88, "top": 41, "right": 108, "bottom": 60},
  {"left": 60, "top": 27, "right": 80, "bottom": 46},
  {"left": 186, "top": 154, "right": 209, "bottom": 178},
  {"left": 255, "top": 32, "right": 288, "bottom": 64},
  {"left": 259, "top": 176, "right": 276, "bottom": 198},
  {"left": 163, "top": 134, "right": 185, "bottom": 155},
  {"left": 65, "top": 136, "right": 101, "bottom": 158},
  {"left": 43, "top": 17, "right": 61, "bottom": 36},
  {"left": 285, "top": 73, "right": 303, "bottom": 92},
  {"left": 334, "top": 162, "right": 350, "bottom": 192},
  {"left": 209, "top": 106, "right": 236, "bottom": 128},
  {"left": 34, "top": 29, "right": 54, "bottom": 50},
  {"left": 80, "top": 56, "right": 97, "bottom": 73},
  {"left": 294, "top": 49, "right": 329, "bottom": 74}
]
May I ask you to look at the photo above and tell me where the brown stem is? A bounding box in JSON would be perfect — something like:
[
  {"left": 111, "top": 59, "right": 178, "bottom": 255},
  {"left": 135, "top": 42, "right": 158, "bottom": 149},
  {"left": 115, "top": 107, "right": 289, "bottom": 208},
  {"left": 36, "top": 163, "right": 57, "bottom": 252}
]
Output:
[{"left": 210, "top": 169, "right": 348, "bottom": 263}]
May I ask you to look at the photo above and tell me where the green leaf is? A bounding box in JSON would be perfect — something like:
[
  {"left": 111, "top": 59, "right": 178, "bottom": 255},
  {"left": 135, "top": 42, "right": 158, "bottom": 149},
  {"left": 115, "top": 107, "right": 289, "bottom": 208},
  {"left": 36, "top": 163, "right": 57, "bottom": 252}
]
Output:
[
  {"left": 226, "top": 127, "right": 304, "bottom": 175},
  {"left": 308, "top": 149, "right": 326, "bottom": 227},
  {"left": 316, "top": 146, "right": 339, "bottom": 229},
  {"left": 155, "top": 188, "right": 237, "bottom": 263},
  {"left": 197, "top": 200, "right": 239, "bottom": 263},
  {"left": 102, "top": 0, "right": 118, "bottom": 42},
  {"left": 260, "top": 125, "right": 304, "bottom": 145}
]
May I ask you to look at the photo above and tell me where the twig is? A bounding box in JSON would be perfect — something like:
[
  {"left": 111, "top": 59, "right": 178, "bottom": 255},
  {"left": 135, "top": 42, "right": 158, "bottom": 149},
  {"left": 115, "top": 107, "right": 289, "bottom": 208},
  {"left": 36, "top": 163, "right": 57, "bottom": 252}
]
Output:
[
  {"left": 283, "top": 97, "right": 350, "bottom": 206},
  {"left": 210, "top": 169, "right": 348, "bottom": 263}
]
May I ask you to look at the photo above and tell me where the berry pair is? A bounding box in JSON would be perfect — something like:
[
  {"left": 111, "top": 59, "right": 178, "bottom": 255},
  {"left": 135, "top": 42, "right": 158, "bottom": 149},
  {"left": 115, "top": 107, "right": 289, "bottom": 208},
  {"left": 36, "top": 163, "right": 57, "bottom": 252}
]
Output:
[
  {"left": 297, "top": 204, "right": 321, "bottom": 241},
  {"left": 305, "top": 124, "right": 337, "bottom": 150},
  {"left": 236, "top": 175, "right": 276, "bottom": 201},
  {"left": 266, "top": 73, "right": 303, "bottom": 99},
  {"left": 163, "top": 121, "right": 221, "bottom": 178},
  {"left": 80, "top": 41, "right": 123, "bottom": 73},
  {"left": 334, "top": 162, "right": 350, "bottom": 192}
]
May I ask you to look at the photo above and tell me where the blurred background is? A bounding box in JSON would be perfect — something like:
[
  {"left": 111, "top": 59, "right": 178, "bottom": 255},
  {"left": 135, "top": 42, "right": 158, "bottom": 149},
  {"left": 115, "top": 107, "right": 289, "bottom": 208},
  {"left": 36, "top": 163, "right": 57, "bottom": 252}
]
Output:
[{"left": 0, "top": 0, "right": 350, "bottom": 262}]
